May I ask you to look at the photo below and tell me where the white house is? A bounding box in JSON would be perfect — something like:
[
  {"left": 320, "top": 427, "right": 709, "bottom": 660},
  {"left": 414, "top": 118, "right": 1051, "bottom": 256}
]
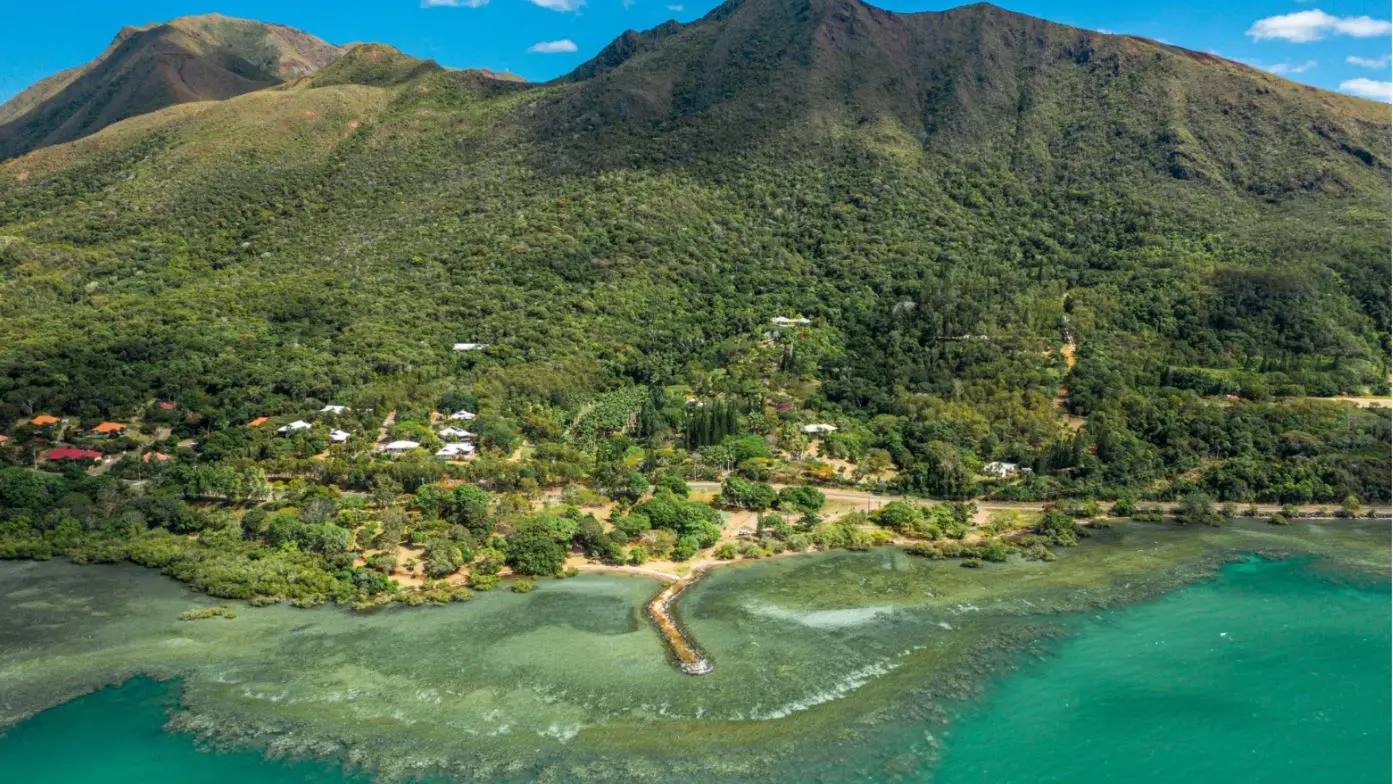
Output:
[
  {"left": 381, "top": 440, "right": 420, "bottom": 454},
  {"left": 438, "top": 426, "right": 474, "bottom": 441},
  {"left": 329, "top": 429, "right": 351, "bottom": 443},
  {"left": 277, "top": 420, "right": 313, "bottom": 435},
  {"left": 982, "top": 461, "right": 1024, "bottom": 478},
  {"left": 771, "top": 316, "right": 812, "bottom": 327},
  {"left": 452, "top": 343, "right": 487, "bottom": 352},
  {"left": 448, "top": 410, "right": 477, "bottom": 422},
  {"left": 435, "top": 442, "right": 476, "bottom": 460},
  {"left": 319, "top": 404, "right": 350, "bottom": 415},
  {"left": 801, "top": 423, "right": 838, "bottom": 435}
]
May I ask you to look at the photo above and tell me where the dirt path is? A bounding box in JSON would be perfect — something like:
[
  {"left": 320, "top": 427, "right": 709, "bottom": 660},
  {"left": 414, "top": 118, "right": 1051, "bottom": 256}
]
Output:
[
  {"left": 1054, "top": 333, "right": 1084, "bottom": 431},
  {"left": 375, "top": 409, "right": 396, "bottom": 444},
  {"left": 1308, "top": 396, "right": 1392, "bottom": 409},
  {"left": 571, "top": 561, "right": 683, "bottom": 582}
]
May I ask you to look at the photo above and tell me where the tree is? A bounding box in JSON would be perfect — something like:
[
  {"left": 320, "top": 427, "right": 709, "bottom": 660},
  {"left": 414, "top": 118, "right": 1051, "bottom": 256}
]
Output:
[
  {"left": 632, "top": 489, "right": 722, "bottom": 546},
  {"left": 425, "top": 539, "right": 464, "bottom": 578},
  {"left": 625, "top": 471, "right": 650, "bottom": 502},
  {"left": 853, "top": 448, "right": 894, "bottom": 483},
  {"left": 1339, "top": 494, "right": 1361, "bottom": 518},
  {"left": 871, "top": 501, "right": 921, "bottom": 533},
  {"left": 671, "top": 535, "right": 702, "bottom": 561},
  {"left": 300, "top": 523, "right": 351, "bottom": 554},
  {"left": 365, "top": 553, "right": 397, "bottom": 573},
  {"left": 777, "top": 485, "right": 825, "bottom": 516},
  {"left": 573, "top": 516, "right": 622, "bottom": 563},
  {"left": 1177, "top": 492, "right": 1222, "bottom": 527},
  {"left": 370, "top": 475, "right": 403, "bottom": 505},
  {"left": 377, "top": 507, "right": 408, "bottom": 549},
  {"left": 507, "top": 531, "right": 565, "bottom": 576},
  {"left": 718, "top": 476, "right": 776, "bottom": 511},
  {"left": 350, "top": 567, "right": 391, "bottom": 594},
  {"left": 1036, "top": 508, "right": 1085, "bottom": 545},
  {"left": 443, "top": 485, "right": 493, "bottom": 536}
]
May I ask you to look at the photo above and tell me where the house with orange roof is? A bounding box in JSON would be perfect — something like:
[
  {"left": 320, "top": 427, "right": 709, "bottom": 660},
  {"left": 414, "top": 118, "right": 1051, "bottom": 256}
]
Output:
[
  {"left": 92, "top": 422, "right": 127, "bottom": 436},
  {"left": 143, "top": 452, "right": 172, "bottom": 463},
  {"left": 31, "top": 415, "right": 60, "bottom": 426},
  {"left": 248, "top": 416, "right": 271, "bottom": 428}
]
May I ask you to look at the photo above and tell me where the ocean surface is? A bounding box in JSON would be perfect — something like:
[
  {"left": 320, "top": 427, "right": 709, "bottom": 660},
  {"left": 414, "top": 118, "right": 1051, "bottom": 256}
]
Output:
[
  {"left": 0, "top": 520, "right": 1387, "bottom": 783},
  {"left": 933, "top": 556, "right": 1391, "bottom": 784}
]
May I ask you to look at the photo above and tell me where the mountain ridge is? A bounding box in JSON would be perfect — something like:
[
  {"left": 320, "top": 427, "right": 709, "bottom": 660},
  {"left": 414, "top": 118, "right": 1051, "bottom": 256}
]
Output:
[{"left": 0, "top": 14, "right": 344, "bottom": 161}]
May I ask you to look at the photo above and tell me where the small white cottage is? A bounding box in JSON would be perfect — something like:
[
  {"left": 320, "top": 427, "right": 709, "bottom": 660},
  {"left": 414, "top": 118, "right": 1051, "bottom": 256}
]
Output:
[
  {"left": 435, "top": 443, "right": 476, "bottom": 460},
  {"left": 981, "top": 461, "right": 1023, "bottom": 478}
]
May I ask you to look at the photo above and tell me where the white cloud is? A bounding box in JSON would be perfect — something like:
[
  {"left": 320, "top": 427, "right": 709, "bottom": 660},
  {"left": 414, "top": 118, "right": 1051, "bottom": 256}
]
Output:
[
  {"left": 1339, "top": 77, "right": 1393, "bottom": 100},
  {"left": 525, "top": 0, "right": 585, "bottom": 11},
  {"left": 1346, "top": 53, "right": 1392, "bottom": 68},
  {"left": 1247, "top": 10, "right": 1392, "bottom": 43},
  {"left": 421, "top": 0, "right": 488, "bottom": 6},
  {"left": 666, "top": 3, "right": 683, "bottom": 9},
  {"left": 1266, "top": 59, "right": 1318, "bottom": 74},
  {"left": 527, "top": 39, "right": 579, "bottom": 53}
]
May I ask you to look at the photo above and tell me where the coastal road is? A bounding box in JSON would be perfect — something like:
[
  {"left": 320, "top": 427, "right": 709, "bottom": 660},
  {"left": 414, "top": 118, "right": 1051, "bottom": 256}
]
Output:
[{"left": 685, "top": 482, "right": 1391, "bottom": 523}]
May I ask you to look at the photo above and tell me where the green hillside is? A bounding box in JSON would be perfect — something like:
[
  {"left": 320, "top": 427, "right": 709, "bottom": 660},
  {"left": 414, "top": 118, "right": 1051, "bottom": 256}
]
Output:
[{"left": 0, "top": 0, "right": 1388, "bottom": 511}]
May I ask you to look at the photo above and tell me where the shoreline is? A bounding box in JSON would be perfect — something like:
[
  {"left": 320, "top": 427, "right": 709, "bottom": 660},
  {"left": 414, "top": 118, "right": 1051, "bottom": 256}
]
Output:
[
  {"left": 0, "top": 521, "right": 1387, "bottom": 783},
  {"left": 573, "top": 515, "right": 1392, "bottom": 674}
]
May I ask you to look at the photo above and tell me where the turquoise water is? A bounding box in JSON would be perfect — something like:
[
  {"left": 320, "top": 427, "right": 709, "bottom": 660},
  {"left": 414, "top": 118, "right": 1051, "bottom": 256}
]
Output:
[
  {"left": 0, "top": 677, "right": 365, "bottom": 783},
  {"left": 0, "top": 521, "right": 1388, "bottom": 782},
  {"left": 934, "top": 557, "right": 1392, "bottom": 784}
]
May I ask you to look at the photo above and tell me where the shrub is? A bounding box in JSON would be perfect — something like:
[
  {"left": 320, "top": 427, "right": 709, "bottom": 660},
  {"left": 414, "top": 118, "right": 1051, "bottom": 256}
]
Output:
[{"left": 469, "top": 573, "right": 500, "bottom": 591}]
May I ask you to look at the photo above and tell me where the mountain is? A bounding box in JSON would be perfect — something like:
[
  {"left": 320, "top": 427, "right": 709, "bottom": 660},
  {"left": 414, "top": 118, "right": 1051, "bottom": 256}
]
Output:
[
  {"left": 549, "top": 0, "right": 1388, "bottom": 192},
  {"left": 0, "top": 14, "right": 343, "bottom": 161},
  {"left": 0, "top": 0, "right": 1388, "bottom": 502}
]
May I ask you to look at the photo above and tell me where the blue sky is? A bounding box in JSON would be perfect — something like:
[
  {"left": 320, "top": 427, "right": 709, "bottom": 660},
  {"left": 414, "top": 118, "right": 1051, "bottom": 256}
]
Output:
[{"left": 1, "top": 0, "right": 1390, "bottom": 104}]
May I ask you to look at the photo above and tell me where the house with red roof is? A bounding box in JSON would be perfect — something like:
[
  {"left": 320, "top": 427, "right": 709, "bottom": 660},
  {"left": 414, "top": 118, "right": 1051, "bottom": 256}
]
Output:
[{"left": 46, "top": 447, "right": 102, "bottom": 462}]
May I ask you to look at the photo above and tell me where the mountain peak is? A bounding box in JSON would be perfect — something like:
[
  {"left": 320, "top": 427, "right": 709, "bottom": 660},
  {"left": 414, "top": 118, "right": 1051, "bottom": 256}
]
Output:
[
  {"left": 547, "top": 0, "right": 1388, "bottom": 189},
  {"left": 0, "top": 16, "right": 344, "bottom": 161}
]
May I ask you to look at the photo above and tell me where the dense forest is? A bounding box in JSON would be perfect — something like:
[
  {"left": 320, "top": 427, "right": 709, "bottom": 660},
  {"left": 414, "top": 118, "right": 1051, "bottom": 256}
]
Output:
[{"left": 0, "top": 0, "right": 1387, "bottom": 602}]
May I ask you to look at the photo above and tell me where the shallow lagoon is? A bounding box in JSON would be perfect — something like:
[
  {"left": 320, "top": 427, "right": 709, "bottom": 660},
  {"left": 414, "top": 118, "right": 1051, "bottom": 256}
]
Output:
[{"left": 0, "top": 519, "right": 1387, "bottom": 782}]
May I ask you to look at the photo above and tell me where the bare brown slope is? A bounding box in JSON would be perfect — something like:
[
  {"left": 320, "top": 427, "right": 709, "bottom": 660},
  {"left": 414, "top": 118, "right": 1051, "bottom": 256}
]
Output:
[{"left": 0, "top": 14, "right": 342, "bottom": 161}]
